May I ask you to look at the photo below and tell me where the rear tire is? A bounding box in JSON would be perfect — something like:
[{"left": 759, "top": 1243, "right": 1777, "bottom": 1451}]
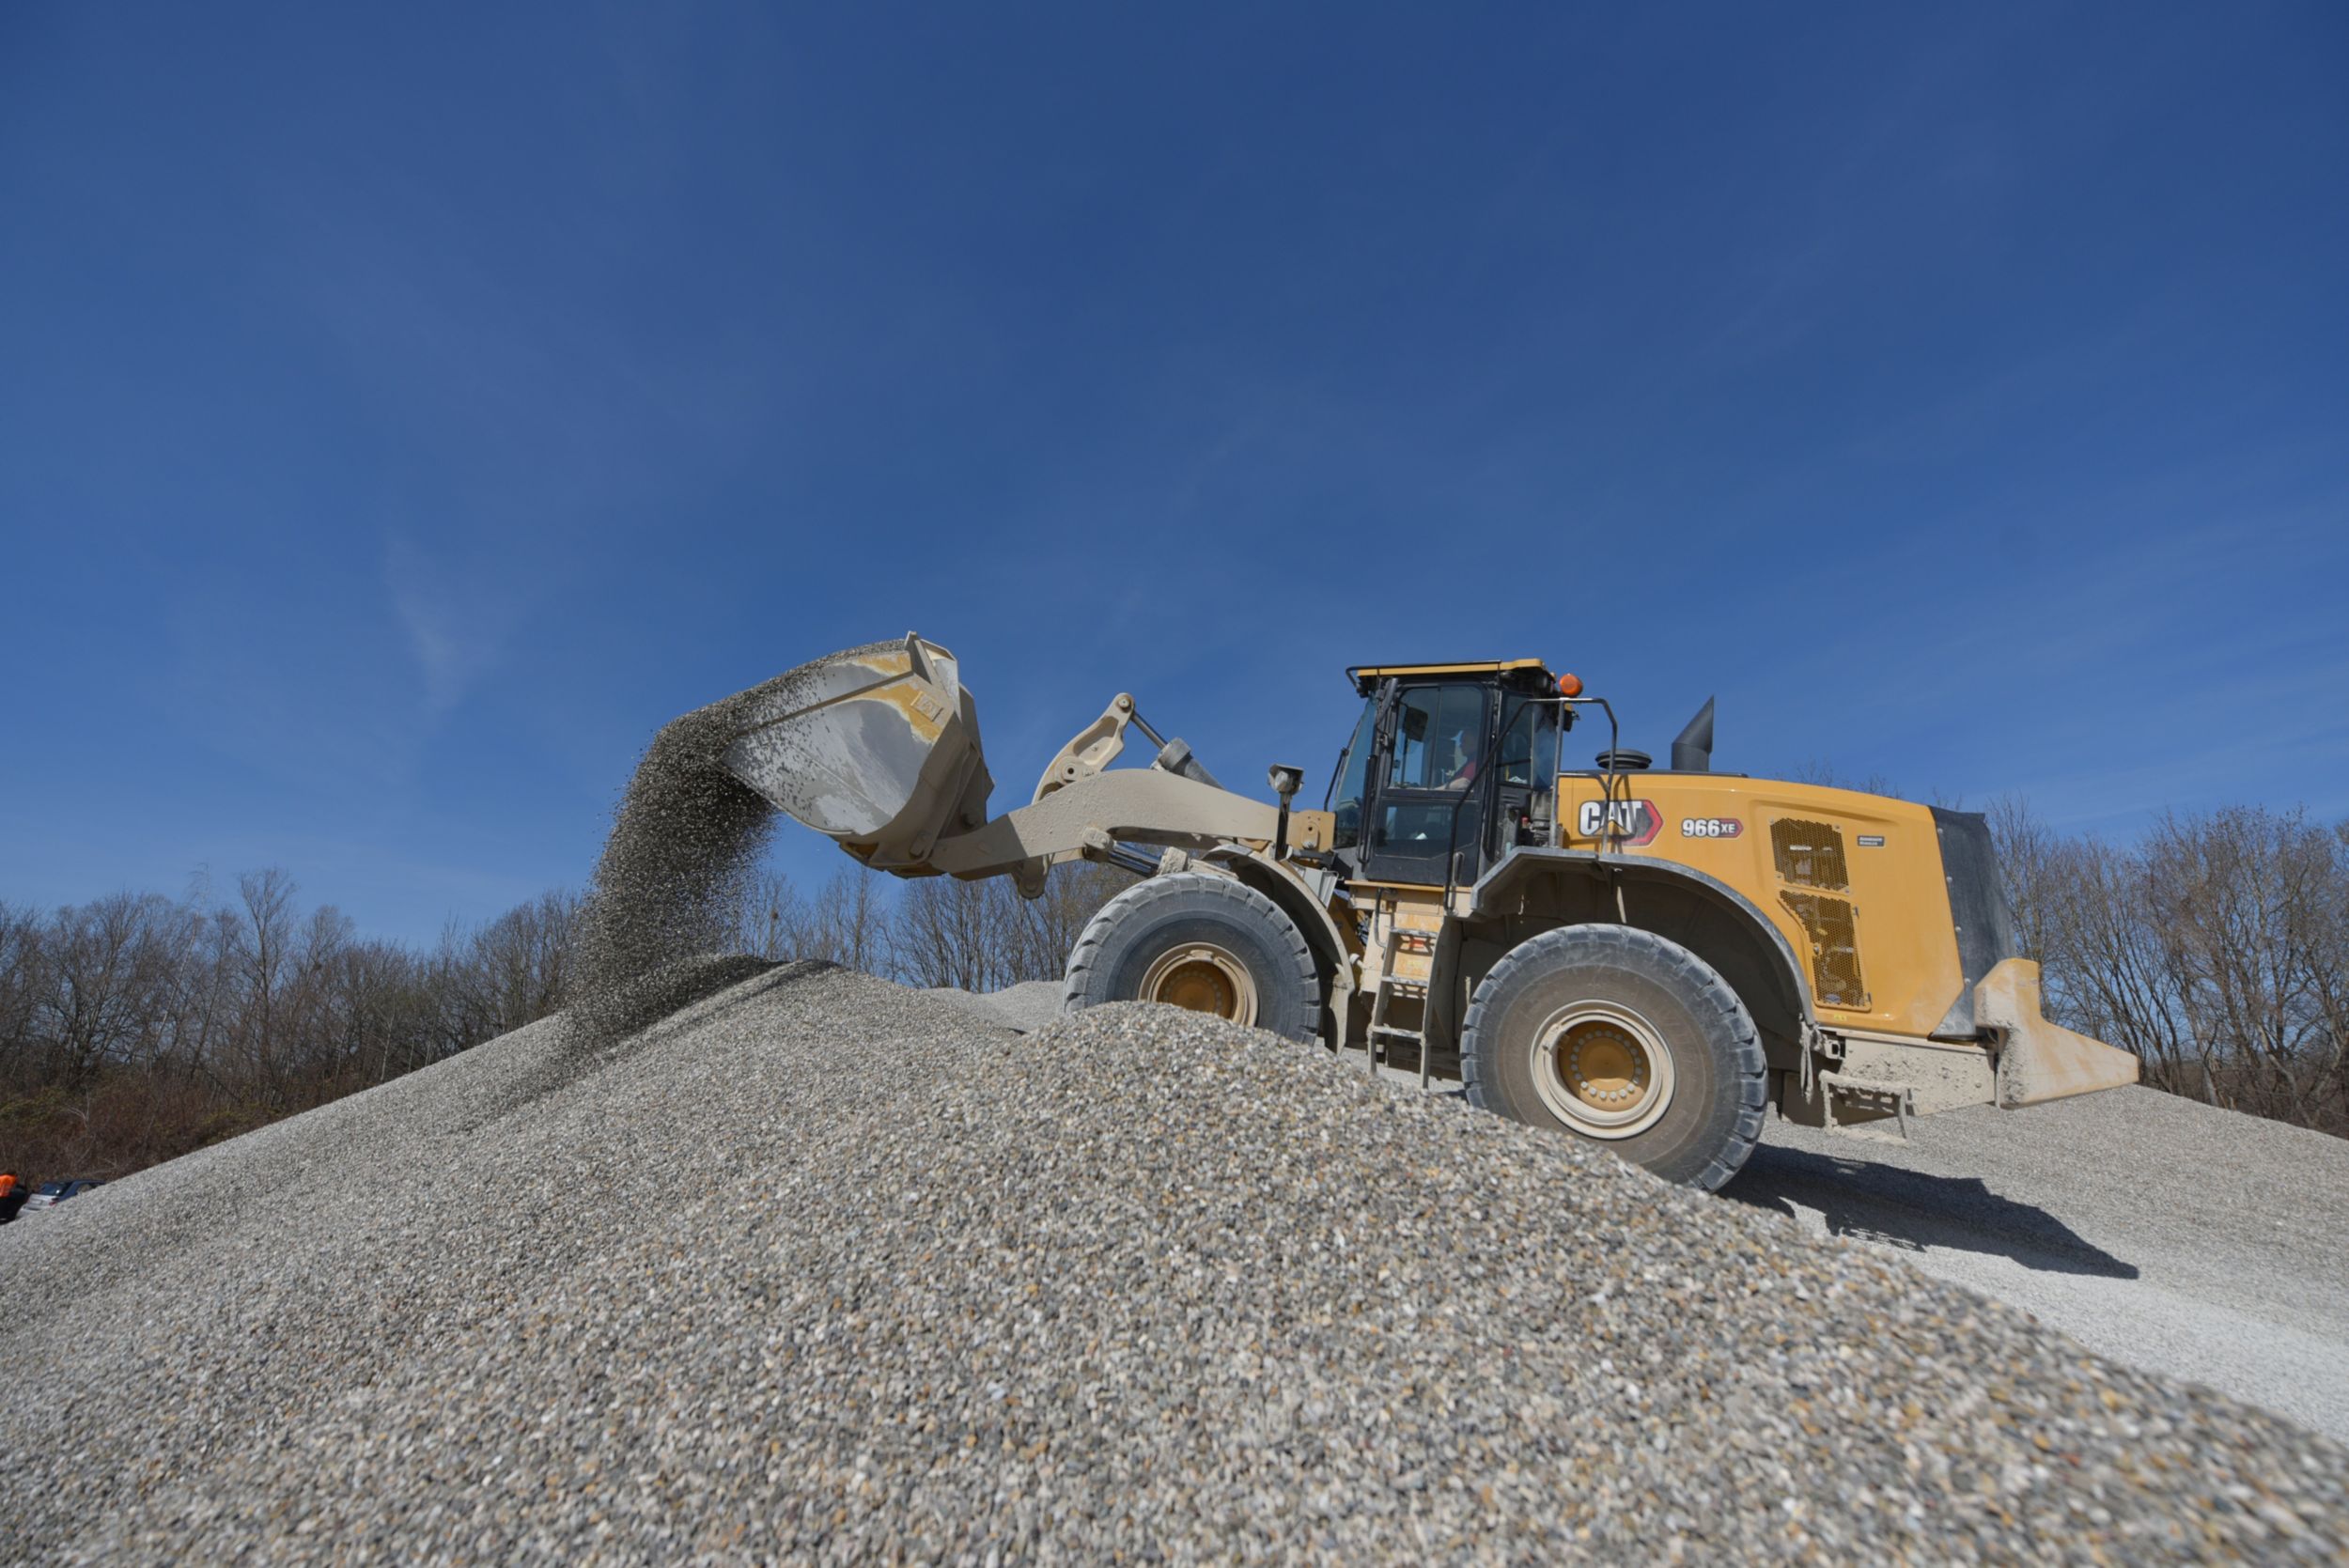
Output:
[
  {"left": 1063, "top": 873, "right": 1320, "bottom": 1041},
  {"left": 1461, "top": 924, "right": 1766, "bottom": 1190}
]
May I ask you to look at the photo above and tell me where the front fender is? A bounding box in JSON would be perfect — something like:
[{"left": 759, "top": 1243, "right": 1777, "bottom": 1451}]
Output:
[{"left": 1471, "top": 846, "right": 1817, "bottom": 1036}]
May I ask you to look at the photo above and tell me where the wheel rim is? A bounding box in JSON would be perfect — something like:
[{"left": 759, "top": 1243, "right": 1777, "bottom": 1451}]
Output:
[
  {"left": 1529, "top": 1002, "right": 1676, "bottom": 1140},
  {"left": 1138, "top": 941, "right": 1259, "bottom": 1026}
]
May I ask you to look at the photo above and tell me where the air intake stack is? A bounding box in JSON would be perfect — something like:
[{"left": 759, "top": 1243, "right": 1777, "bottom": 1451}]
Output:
[{"left": 1672, "top": 696, "right": 1716, "bottom": 772}]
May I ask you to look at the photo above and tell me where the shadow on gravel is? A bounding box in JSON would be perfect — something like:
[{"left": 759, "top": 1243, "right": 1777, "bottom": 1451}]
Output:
[{"left": 1724, "top": 1143, "right": 2140, "bottom": 1280}]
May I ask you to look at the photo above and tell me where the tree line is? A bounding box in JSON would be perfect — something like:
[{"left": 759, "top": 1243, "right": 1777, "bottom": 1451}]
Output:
[
  {"left": 0, "top": 862, "right": 1128, "bottom": 1185},
  {"left": 0, "top": 872, "right": 580, "bottom": 1184},
  {"left": 1989, "top": 800, "right": 2349, "bottom": 1137},
  {"left": 6, "top": 800, "right": 2345, "bottom": 1187}
]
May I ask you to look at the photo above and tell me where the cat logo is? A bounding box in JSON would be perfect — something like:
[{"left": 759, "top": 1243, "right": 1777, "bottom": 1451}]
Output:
[{"left": 1575, "top": 798, "right": 1661, "bottom": 847}]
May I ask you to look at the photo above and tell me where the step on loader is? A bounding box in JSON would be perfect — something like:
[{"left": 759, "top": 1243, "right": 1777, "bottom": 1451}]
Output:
[{"left": 720, "top": 633, "right": 2138, "bottom": 1190}]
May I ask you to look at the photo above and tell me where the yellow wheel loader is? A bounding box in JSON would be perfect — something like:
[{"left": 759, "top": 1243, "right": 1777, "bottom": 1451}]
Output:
[{"left": 722, "top": 634, "right": 2137, "bottom": 1190}]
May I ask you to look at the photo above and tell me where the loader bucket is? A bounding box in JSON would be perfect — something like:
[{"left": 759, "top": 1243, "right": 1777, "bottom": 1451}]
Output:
[{"left": 720, "top": 633, "right": 995, "bottom": 874}]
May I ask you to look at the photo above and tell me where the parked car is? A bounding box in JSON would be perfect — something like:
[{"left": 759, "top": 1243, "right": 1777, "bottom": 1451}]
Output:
[{"left": 21, "top": 1178, "right": 104, "bottom": 1213}]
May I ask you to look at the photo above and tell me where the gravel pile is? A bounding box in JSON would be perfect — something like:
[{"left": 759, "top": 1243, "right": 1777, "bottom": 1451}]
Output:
[
  {"left": 5, "top": 968, "right": 2345, "bottom": 1562},
  {"left": 569, "top": 644, "right": 900, "bottom": 1048},
  {"left": 1735, "top": 1082, "right": 2349, "bottom": 1444},
  {"left": 925, "top": 978, "right": 1066, "bottom": 1033}
]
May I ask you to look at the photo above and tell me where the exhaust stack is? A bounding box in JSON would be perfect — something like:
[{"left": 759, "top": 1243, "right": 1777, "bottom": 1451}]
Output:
[{"left": 1671, "top": 696, "right": 1716, "bottom": 772}]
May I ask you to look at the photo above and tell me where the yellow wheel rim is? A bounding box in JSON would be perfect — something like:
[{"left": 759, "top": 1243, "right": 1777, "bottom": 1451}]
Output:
[
  {"left": 1530, "top": 1003, "right": 1676, "bottom": 1140},
  {"left": 1559, "top": 1020, "right": 1651, "bottom": 1111},
  {"left": 1138, "top": 942, "right": 1259, "bottom": 1027}
]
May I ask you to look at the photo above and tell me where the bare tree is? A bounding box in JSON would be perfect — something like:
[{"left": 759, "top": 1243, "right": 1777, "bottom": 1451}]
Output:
[
  {"left": 801, "top": 868, "right": 894, "bottom": 974},
  {"left": 1985, "top": 796, "right": 2060, "bottom": 969},
  {"left": 0, "top": 901, "right": 43, "bottom": 1073},
  {"left": 2143, "top": 808, "right": 2345, "bottom": 1125},
  {"left": 0, "top": 877, "right": 591, "bottom": 1181},
  {"left": 40, "top": 893, "right": 180, "bottom": 1086},
  {"left": 1001, "top": 862, "right": 1131, "bottom": 982},
  {"left": 233, "top": 869, "right": 300, "bottom": 1106},
  {"left": 893, "top": 875, "right": 1013, "bottom": 991},
  {"left": 731, "top": 872, "right": 797, "bottom": 962},
  {"left": 892, "top": 862, "right": 1128, "bottom": 991},
  {"left": 444, "top": 890, "right": 579, "bottom": 1041},
  {"left": 1992, "top": 798, "right": 2348, "bottom": 1131}
]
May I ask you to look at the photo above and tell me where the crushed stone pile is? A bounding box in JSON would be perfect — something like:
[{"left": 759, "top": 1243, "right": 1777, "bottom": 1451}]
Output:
[
  {"left": 4, "top": 966, "right": 2345, "bottom": 1563},
  {"left": 1740, "top": 1081, "right": 2349, "bottom": 1444},
  {"left": 924, "top": 978, "right": 1066, "bottom": 1033}
]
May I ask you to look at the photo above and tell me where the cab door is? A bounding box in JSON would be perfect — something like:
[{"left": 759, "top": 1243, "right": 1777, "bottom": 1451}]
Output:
[
  {"left": 1359, "top": 680, "right": 1495, "bottom": 887},
  {"left": 1490, "top": 690, "right": 1563, "bottom": 857}
]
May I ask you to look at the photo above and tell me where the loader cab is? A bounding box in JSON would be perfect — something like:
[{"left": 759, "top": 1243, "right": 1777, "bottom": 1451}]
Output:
[{"left": 1328, "top": 660, "right": 1566, "bottom": 890}]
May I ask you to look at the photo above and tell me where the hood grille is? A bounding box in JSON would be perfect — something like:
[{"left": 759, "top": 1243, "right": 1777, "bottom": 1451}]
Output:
[
  {"left": 1771, "top": 817, "right": 1868, "bottom": 1010},
  {"left": 1772, "top": 817, "right": 1850, "bottom": 890}
]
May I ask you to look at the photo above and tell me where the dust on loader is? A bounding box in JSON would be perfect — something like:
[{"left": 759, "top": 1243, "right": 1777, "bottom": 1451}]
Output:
[{"left": 719, "top": 634, "right": 2136, "bottom": 1190}]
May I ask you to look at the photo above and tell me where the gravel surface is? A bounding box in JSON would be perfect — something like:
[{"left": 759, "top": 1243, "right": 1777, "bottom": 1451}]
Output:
[
  {"left": 924, "top": 979, "right": 1065, "bottom": 1033},
  {"left": 5, "top": 969, "right": 2346, "bottom": 1563},
  {"left": 1727, "top": 1085, "right": 2349, "bottom": 1445},
  {"left": 1364, "top": 1053, "right": 2349, "bottom": 1447}
]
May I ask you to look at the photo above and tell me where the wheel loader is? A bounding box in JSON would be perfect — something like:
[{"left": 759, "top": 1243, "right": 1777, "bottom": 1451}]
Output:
[{"left": 720, "top": 634, "right": 2137, "bottom": 1190}]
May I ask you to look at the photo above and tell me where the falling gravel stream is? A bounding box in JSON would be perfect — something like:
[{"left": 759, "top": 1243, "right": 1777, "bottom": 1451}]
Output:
[{"left": 568, "top": 643, "right": 898, "bottom": 1047}]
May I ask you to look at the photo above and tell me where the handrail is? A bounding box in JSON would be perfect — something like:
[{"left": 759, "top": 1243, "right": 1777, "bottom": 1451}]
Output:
[{"left": 1439, "top": 792, "right": 1470, "bottom": 911}]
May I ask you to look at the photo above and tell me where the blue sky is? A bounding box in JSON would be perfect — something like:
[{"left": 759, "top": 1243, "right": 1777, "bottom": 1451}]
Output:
[{"left": 4, "top": 4, "right": 2345, "bottom": 942}]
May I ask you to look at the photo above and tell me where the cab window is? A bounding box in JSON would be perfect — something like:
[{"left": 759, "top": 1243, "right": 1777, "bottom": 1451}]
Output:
[
  {"left": 1391, "top": 684, "right": 1486, "bottom": 790},
  {"left": 1497, "top": 693, "right": 1560, "bottom": 792},
  {"left": 1326, "top": 699, "right": 1374, "bottom": 849}
]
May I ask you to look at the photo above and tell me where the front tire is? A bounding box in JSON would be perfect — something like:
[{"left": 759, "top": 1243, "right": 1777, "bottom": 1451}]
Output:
[
  {"left": 1063, "top": 873, "right": 1320, "bottom": 1041},
  {"left": 1461, "top": 924, "right": 1766, "bottom": 1190}
]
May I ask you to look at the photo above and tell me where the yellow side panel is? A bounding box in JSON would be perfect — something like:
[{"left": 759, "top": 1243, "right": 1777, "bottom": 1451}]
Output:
[{"left": 1557, "top": 776, "right": 1963, "bottom": 1037}]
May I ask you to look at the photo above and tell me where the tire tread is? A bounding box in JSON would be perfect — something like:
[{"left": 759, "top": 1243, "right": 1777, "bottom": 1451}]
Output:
[
  {"left": 1063, "top": 873, "right": 1319, "bottom": 1041},
  {"left": 1462, "top": 923, "right": 1766, "bottom": 1191}
]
